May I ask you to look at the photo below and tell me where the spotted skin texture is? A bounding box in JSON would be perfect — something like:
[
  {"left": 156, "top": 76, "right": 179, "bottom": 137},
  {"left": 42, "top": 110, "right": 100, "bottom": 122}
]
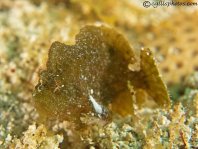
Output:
[{"left": 33, "top": 25, "right": 170, "bottom": 126}]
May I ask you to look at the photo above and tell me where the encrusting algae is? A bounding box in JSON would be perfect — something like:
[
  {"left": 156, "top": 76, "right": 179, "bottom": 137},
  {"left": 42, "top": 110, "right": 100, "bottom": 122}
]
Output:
[{"left": 33, "top": 25, "right": 170, "bottom": 127}]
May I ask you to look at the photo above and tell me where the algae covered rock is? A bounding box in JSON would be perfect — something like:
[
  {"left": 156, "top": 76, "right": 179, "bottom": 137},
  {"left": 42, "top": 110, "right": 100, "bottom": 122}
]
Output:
[{"left": 33, "top": 25, "right": 170, "bottom": 125}]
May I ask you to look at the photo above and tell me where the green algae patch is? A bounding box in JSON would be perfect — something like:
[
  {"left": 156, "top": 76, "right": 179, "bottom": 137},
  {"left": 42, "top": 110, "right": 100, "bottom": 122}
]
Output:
[{"left": 33, "top": 25, "right": 170, "bottom": 125}]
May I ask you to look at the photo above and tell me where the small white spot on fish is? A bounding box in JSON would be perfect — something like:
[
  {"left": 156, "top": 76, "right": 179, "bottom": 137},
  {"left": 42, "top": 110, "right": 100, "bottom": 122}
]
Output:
[{"left": 88, "top": 95, "right": 103, "bottom": 114}]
